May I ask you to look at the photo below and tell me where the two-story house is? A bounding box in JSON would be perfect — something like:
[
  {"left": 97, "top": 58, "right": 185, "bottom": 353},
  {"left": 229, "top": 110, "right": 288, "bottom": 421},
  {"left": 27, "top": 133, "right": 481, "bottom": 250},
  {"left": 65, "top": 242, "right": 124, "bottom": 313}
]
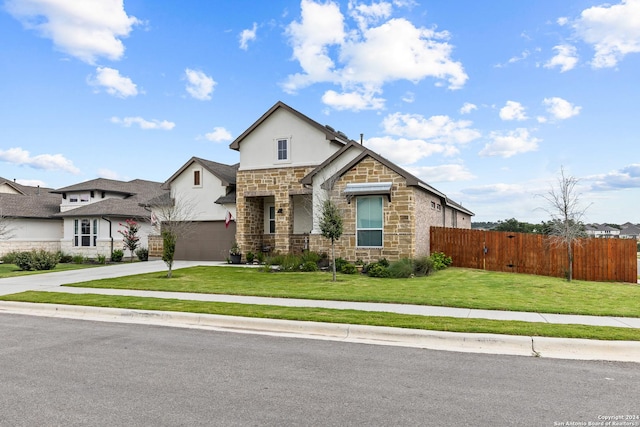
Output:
[
  {"left": 227, "top": 101, "right": 473, "bottom": 262},
  {"left": 50, "top": 178, "right": 166, "bottom": 258}
]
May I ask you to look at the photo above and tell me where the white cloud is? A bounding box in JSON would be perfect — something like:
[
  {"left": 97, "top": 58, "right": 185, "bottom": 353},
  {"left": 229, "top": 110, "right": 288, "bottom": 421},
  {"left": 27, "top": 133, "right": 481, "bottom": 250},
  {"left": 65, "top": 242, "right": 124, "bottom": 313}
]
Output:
[
  {"left": 283, "top": 0, "right": 467, "bottom": 110},
  {"left": 460, "top": 102, "right": 477, "bottom": 114},
  {"left": 382, "top": 112, "right": 481, "bottom": 144},
  {"left": 239, "top": 22, "right": 258, "bottom": 50},
  {"left": 557, "top": 17, "right": 569, "bottom": 26},
  {"left": 348, "top": 0, "right": 393, "bottom": 31},
  {"left": 499, "top": 100, "right": 528, "bottom": 121},
  {"left": 405, "top": 164, "right": 476, "bottom": 183},
  {"left": 203, "top": 127, "right": 233, "bottom": 142},
  {"left": 5, "top": 0, "right": 140, "bottom": 64},
  {"left": 184, "top": 68, "right": 216, "bottom": 101},
  {"left": 543, "top": 97, "right": 582, "bottom": 120},
  {"left": 479, "top": 128, "right": 540, "bottom": 158},
  {"left": 589, "top": 163, "right": 640, "bottom": 190},
  {"left": 97, "top": 168, "right": 124, "bottom": 180},
  {"left": 111, "top": 116, "right": 175, "bottom": 130},
  {"left": 365, "top": 136, "right": 448, "bottom": 165},
  {"left": 574, "top": 0, "right": 640, "bottom": 68},
  {"left": 88, "top": 67, "right": 138, "bottom": 98},
  {"left": 15, "top": 179, "right": 47, "bottom": 187},
  {"left": 0, "top": 147, "right": 80, "bottom": 174},
  {"left": 462, "top": 183, "right": 527, "bottom": 199},
  {"left": 321, "top": 89, "right": 385, "bottom": 111},
  {"left": 544, "top": 44, "right": 579, "bottom": 72},
  {"left": 401, "top": 91, "right": 415, "bottom": 103}
]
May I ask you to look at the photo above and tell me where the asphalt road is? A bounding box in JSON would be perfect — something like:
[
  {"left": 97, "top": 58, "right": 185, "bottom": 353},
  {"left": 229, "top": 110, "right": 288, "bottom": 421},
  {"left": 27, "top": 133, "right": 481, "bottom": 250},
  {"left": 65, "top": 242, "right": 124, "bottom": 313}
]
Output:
[{"left": 1, "top": 314, "right": 638, "bottom": 427}]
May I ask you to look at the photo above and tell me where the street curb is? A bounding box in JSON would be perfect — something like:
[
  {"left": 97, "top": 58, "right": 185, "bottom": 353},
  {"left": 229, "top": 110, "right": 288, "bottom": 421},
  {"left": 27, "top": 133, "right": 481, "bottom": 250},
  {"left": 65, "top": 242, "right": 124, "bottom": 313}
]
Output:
[{"left": 1, "top": 301, "right": 638, "bottom": 363}]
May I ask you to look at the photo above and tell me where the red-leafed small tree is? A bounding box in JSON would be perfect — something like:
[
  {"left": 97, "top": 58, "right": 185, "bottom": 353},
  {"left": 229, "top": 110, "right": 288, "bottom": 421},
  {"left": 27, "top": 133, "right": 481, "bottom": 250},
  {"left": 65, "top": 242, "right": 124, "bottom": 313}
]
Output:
[{"left": 118, "top": 218, "right": 140, "bottom": 262}]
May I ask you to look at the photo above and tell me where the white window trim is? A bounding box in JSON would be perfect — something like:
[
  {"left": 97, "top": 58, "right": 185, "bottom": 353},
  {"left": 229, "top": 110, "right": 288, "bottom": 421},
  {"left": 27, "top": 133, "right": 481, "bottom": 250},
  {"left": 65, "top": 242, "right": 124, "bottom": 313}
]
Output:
[
  {"left": 74, "top": 218, "right": 98, "bottom": 247},
  {"left": 193, "top": 168, "right": 203, "bottom": 188},
  {"left": 356, "top": 196, "right": 384, "bottom": 248},
  {"left": 274, "top": 137, "right": 291, "bottom": 164},
  {"left": 264, "top": 203, "right": 276, "bottom": 234}
]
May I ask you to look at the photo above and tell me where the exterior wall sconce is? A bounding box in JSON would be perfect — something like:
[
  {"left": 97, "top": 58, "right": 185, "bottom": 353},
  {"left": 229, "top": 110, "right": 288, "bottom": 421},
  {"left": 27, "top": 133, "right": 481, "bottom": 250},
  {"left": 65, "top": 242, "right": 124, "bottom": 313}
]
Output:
[{"left": 277, "top": 208, "right": 283, "bottom": 214}]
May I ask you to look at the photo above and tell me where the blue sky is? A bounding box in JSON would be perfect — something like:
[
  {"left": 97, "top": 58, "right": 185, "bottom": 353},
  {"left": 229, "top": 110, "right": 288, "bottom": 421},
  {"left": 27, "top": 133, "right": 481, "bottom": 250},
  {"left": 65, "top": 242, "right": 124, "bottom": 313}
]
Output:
[{"left": 1, "top": 0, "right": 639, "bottom": 223}]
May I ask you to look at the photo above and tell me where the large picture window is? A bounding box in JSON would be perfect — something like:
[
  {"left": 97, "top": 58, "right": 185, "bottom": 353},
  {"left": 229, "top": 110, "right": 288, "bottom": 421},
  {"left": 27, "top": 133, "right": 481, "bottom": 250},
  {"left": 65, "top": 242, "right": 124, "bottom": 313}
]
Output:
[
  {"left": 74, "top": 219, "right": 97, "bottom": 247},
  {"left": 356, "top": 196, "right": 383, "bottom": 247}
]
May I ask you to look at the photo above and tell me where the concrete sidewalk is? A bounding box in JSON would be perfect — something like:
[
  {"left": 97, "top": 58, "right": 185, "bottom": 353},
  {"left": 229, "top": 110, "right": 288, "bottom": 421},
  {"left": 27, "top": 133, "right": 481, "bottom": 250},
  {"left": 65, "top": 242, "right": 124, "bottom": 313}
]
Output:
[
  {"left": 1, "top": 260, "right": 639, "bottom": 362},
  {"left": 1, "top": 260, "right": 638, "bottom": 329}
]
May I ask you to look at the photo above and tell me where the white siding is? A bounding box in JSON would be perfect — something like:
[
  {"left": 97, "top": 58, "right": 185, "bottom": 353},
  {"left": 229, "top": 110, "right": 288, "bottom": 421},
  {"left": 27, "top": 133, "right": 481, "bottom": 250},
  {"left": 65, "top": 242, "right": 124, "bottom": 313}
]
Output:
[
  {"left": 170, "top": 163, "right": 235, "bottom": 221},
  {"left": 238, "top": 108, "right": 340, "bottom": 171}
]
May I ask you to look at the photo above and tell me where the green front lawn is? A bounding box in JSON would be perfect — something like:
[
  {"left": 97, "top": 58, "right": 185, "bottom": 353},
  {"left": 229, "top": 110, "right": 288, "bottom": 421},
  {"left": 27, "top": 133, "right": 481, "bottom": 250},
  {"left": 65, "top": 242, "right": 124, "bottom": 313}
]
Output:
[
  {"left": 61, "top": 266, "right": 640, "bottom": 318},
  {"left": 0, "top": 262, "right": 100, "bottom": 278},
  {"left": 3, "top": 291, "right": 639, "bottom": 341}
]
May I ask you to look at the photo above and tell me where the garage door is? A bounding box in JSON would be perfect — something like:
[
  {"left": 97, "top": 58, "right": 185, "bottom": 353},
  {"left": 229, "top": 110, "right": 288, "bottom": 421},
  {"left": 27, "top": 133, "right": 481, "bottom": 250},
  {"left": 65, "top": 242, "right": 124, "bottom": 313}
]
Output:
[{"left": 174, "top": 221, "right": 236, "bottom": 261}]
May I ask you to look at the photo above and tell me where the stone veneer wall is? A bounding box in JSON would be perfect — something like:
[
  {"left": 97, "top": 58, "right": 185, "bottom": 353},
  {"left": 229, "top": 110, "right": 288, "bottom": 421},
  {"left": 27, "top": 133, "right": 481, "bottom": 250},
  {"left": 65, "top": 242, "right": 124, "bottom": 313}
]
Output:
[
  {"left": 308, "top": 157, "right": 416, "bottom": 263},
  {"left": 148, "top": 235, "right": 163, "bottom": 258},
  {"left": 0, "top": 240, "right": 61, "bottom": 257},
  {"left": 236, "top": 166, "right": 315, "bottom": 255}
]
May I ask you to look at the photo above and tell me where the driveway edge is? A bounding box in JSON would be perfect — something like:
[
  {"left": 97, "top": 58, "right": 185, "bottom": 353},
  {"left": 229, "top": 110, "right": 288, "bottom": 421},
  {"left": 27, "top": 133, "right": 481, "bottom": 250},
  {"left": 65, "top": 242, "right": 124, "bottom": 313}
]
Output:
[{"left": 1, "top": 301, "right": 638, "bottom": 363}]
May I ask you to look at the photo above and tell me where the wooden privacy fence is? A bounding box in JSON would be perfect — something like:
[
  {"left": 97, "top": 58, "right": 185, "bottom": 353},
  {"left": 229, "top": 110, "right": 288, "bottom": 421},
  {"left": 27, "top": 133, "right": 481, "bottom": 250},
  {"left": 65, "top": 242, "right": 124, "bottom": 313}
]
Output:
[{"left": 430, "top": 227, "right": 638, "bottom": 283}]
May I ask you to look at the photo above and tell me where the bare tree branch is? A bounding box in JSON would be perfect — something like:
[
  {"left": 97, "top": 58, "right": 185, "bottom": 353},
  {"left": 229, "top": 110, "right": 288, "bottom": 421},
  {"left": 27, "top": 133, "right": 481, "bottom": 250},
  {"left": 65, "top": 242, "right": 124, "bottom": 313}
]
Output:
[{"left": 537, "top": 166, "right": 590, "bottom": 281}]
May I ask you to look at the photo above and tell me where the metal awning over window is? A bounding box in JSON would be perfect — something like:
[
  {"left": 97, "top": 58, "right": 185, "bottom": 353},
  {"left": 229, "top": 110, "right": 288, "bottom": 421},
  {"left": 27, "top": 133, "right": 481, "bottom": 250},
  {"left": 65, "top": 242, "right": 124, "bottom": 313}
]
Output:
[{"left": 344, "top": 182, "right": 392, "bottom": 203}]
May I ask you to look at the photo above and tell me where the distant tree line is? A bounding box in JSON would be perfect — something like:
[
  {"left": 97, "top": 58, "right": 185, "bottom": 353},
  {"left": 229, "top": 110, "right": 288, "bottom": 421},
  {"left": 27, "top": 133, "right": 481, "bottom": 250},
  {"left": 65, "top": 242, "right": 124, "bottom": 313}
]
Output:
[{"left": 472, "top": 218, "right": 591, "bottom": 236}]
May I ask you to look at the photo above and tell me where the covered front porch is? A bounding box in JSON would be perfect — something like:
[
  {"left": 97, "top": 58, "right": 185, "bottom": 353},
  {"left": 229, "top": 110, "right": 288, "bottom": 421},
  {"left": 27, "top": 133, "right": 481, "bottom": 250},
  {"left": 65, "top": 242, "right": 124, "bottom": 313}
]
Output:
[{"left": 237, "top": 190, "right": 313, "bottom": 256}]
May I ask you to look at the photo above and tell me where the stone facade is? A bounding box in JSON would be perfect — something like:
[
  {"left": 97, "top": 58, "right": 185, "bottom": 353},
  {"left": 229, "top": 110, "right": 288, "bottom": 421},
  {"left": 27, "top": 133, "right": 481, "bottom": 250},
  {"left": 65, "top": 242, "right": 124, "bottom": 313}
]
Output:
[
  {"left": 0, "top": 240, "right": 60, "bottom": 257},
  {"left": 236, "top": 166, "right": 315, "bottom": 255},
  {"left": 309, "top": 157, "right": 418, "bottom": 263}
]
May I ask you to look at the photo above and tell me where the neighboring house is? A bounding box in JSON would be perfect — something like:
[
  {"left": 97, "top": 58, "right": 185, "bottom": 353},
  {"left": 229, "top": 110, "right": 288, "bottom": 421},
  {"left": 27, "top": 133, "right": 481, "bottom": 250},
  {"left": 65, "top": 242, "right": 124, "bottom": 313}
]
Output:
[
  {"left": 0, "top": 177, "right": 62, "bottom": 256},
  {"left": 49, "top": 178, "right": 167, "bottom": 259},
  {"left": 585, "top": 223, "right": 621, "bottom": 239},
  {"left": 154, "top": 157, "right": 238, "bottom": 261},
  {"left": 228, "top": 101, "right": 473, "bottom": 262},
  {"left": 619, "top": 222, "right": 640, "bottom": 240}
]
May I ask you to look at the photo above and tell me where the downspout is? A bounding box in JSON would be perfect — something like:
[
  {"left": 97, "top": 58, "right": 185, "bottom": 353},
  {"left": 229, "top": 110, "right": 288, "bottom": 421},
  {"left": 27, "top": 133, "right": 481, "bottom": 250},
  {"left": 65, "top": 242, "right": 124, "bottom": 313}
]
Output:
[{"left": 102, "top": 216, "right": 113, "bottom": 257}]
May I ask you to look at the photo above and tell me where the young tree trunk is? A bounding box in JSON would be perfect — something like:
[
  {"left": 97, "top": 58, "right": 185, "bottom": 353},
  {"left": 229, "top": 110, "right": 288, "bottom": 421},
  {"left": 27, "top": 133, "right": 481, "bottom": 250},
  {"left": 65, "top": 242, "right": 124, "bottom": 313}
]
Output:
[{"left": 331, "top": 239, "right": 336, "bottom": 282}]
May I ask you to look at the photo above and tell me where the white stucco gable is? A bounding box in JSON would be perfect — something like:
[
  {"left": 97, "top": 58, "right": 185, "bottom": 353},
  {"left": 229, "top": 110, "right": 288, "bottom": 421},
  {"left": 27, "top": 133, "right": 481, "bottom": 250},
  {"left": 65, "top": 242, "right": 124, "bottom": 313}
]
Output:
[
  {"left": 163, "top": 157, "right": 237, "bottom": 221},
  {"left": 230, "top": 101, "right": 352, "bottom": 171}
]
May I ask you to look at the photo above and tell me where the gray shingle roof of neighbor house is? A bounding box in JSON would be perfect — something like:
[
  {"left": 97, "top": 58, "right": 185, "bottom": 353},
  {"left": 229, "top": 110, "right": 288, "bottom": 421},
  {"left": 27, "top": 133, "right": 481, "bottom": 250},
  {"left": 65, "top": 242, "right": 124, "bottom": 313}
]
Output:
[
  {"left": 0, "top": 176, "right": 61, "bottom": 218},
  {"left": 163, "top": 157, "right": 239, "bottom": 188},
  {"left": 229, "top": 101, "right": 356, "bottom": 151},
  {"left": 50, "top": 178, "right": 164, "bottom": 198},
  {"left": 0, "top": 176, "right": 56, "bottom": 196},
  {"left": 0, "top": 192, "right": 62, "bottom": 218},
  {"left": 51, "top": 178, "right": 167, "bottom": 219}
]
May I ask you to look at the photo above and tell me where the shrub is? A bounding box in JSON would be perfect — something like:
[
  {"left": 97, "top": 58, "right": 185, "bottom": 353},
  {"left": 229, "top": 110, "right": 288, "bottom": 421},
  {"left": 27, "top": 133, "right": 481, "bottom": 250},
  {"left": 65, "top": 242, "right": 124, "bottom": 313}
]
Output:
[
  {"left": 97, "top": 254, "right": 107, "bottom": 265},
  {"left": 111, "top": 249, "right": 124, "bottom": 262},
  {"left": 430, "top": 252, "right": 452, "bottom": 271},
  {"left": 279, "top": 254, "right": 303, "bottom": 271},
  {"left": 31, "top": 249, "right": 59, "bottom": 270},
  {"left": 301, "top": 260, "right": 319, "bottom": 272},
  {"left": 388, "top": 258, "right": 414, "bottom": 278},
  {"left": 136, "top": 247, "right": 149, "bottom": 262},
  {"left": 1, "top": 251, "right": 20, "bottom": 265},
  {"left": 340, "top": 263, "right": 358, "bottom": 274},
  {"left": 13, "top": 251, "right": 34, "bottom": 271},
  {"left": 413, "top": 255, "right": 435, "bottom": 277},
  {"left": 13, "top": 250, "right": 59, "bottom": 271},
  {"left": 57, "top": 252, "right": 73, "bottom": 263},
  {"left": 72, "top": 255, "right": 84, "bottom": 264},
  {"left": 256, "top": 251, "right": 266, "bottom": 264},
  {"left": 366, "top": 262, "right": 390, "bottom": 278},
  {"left": 333, "top": 257, "right": 349, "bottom": 273},
  {"left": 246, "top": 251, "right": 255, "bottom": 264},
  {"left": 301, "top": 250, "right": 321, "bottom": 265}
]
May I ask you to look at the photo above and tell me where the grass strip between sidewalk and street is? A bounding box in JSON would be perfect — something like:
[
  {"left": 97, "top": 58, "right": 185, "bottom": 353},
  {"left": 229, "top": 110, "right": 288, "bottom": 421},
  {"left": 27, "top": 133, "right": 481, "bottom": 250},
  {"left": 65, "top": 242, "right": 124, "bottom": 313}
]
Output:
[
  {"left": 1, "top": 291, "right": 639, "bottom": 341},
  {"left": 61, "top": 266, "right": 640, "bottom": 318}
]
